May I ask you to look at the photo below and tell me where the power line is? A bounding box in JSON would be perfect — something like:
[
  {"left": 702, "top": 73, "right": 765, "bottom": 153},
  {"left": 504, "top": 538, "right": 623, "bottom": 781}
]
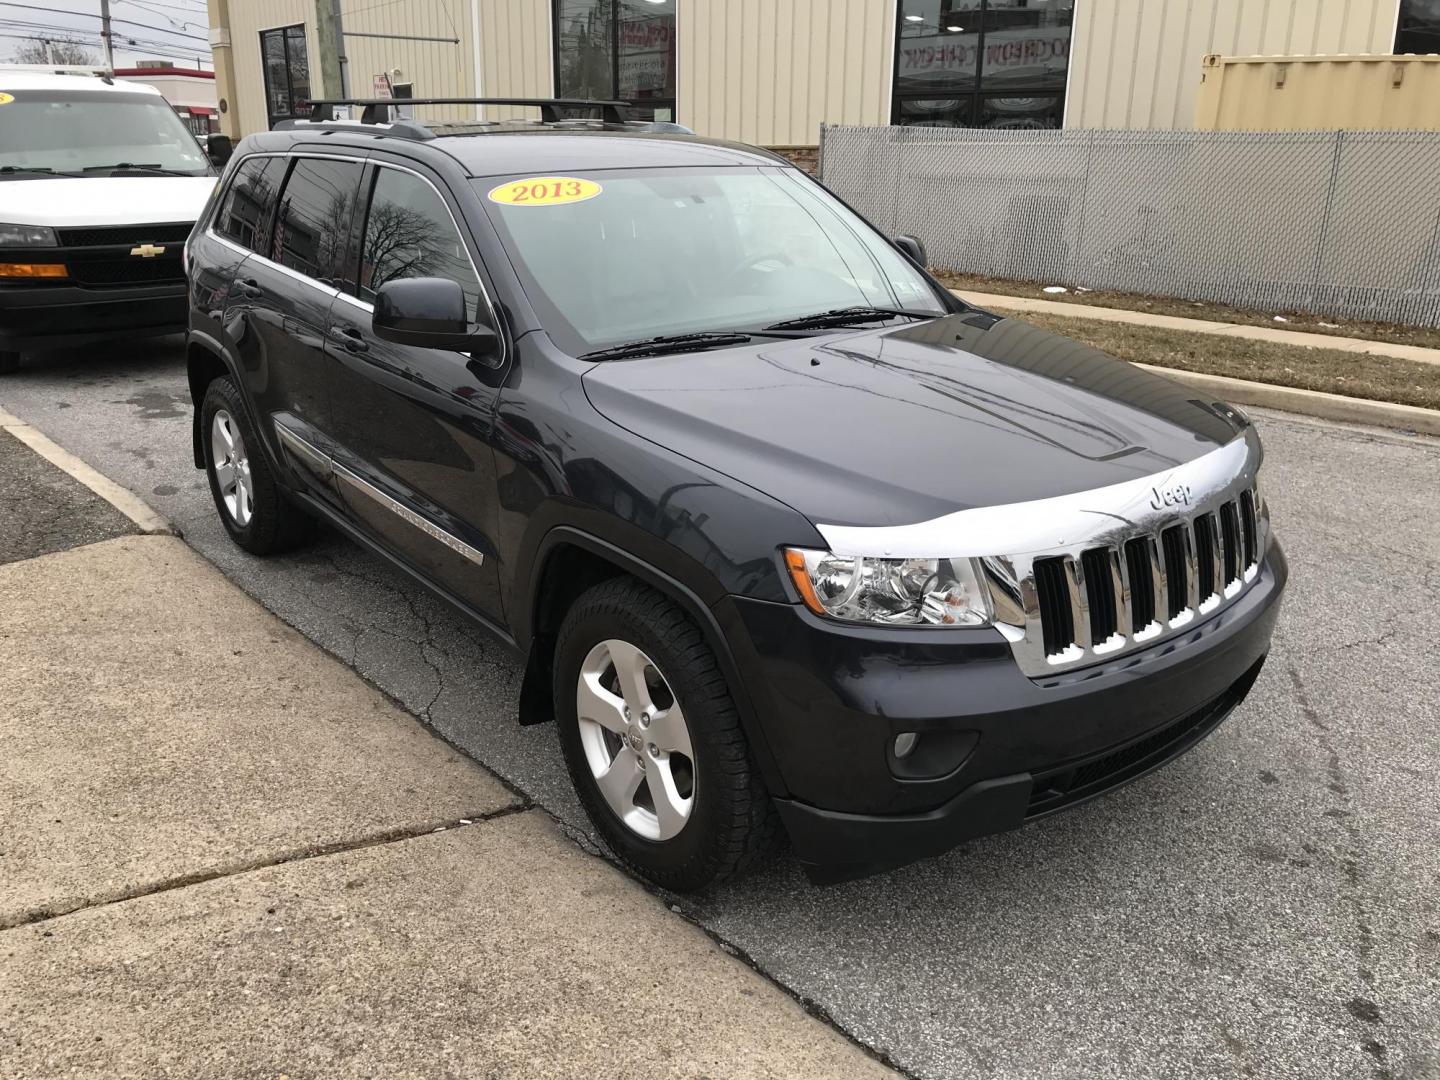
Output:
[
  {"left": 0, "top": 2, "right": 208, "bottom": 42},
  {"left": 117, "top": 0, "right": 206, "bottom": 34}
]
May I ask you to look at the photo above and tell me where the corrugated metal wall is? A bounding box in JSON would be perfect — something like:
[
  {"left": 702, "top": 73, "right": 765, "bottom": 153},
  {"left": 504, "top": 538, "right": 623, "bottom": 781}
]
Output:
[
  {"left": 675, "top": 0, "right": 894, "bottom": 146},
  {"left": 228, "top": 0, "right": 502, "bottom": 134},
  {"left": 229, "top": 0, "right": 308, "bottom": 136},
  {"left": 1195, "top": 53, "right": 1440, "bottom": 130},
  {"left": 476, "top": 0, "right": 552, "bottom": 121},
  {"left": 1067, "top": 0, "right": 1400, "bottom": 130},
  {"left": 340, "top": 0, "right": 476, "bottom": 123}
]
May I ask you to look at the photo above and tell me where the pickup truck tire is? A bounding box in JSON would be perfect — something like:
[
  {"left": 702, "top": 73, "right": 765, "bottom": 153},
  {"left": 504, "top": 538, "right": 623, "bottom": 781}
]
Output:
[
  {"left": 554, "top": 577, "right": 780, "bottom": 891},
  {"left": 201, "top": 376, "right": 311, "bottom": 555},
  {"left": 0, "top": 351, "right": 20, "bottom": 375}
]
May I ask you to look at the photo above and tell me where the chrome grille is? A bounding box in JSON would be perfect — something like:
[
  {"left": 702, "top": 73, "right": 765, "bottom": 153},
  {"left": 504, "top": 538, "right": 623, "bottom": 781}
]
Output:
[
  {"left": 814, "top": 431, "right": 1271, "bottom": 678},
  {"left": 1026, "top": 487, "right": 1264, "bottom": 673}
]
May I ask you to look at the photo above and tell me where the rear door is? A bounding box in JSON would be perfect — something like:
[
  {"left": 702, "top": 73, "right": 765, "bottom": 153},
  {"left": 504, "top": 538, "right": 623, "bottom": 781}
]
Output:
[
  {"left": 228, "top": 153, "right": 364, "bottom": 495},
  {"left": 322, "top": 160, "right": 507, "bottom": 623}
]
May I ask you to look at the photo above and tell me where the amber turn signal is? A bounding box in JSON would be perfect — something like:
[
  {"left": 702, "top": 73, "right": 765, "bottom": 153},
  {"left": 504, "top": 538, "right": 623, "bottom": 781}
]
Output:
[
  {"left": 784, "top": 548, "right": 826, "bottom": 615},
  {"left": 0, "top": 263, "right": 67, "bottom": 279}
]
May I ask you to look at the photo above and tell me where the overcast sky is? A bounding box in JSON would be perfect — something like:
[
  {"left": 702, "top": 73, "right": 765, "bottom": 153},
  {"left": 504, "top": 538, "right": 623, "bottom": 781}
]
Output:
[{"left": 0, "top": 0, "right": 213, "bottom": 70}]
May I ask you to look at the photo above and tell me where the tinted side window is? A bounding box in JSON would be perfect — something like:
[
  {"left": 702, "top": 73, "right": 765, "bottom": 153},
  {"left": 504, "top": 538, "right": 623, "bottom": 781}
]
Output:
[
  {"left": 273, "top": 157, "right": 363, "bottom": 285},
  {"left": 214, "top": 156, "right": 283, "bottom": 254},
  {"left": 359, "top": 167, "right": 481, "bottom": 317}
]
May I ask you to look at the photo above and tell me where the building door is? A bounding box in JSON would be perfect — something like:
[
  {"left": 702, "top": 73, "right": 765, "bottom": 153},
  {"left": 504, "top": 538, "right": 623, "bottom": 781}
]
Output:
[{"left": 260, "top": 24, "right": 312, "bottom": 129}]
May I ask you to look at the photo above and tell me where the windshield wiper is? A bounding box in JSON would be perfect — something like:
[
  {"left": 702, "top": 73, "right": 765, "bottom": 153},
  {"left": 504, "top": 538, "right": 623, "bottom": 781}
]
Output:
[
  {"left": 0, "top": 165, "right": 60, "bottom": 177},
  {"left": 763, "top": 306, "right": 933, "bottom": 331},
  {"left": 80, "top": 163, "right": 192, "bottom": 177},
  {"left": 580, "top": 332, "right": 758, "bottom": 361}
]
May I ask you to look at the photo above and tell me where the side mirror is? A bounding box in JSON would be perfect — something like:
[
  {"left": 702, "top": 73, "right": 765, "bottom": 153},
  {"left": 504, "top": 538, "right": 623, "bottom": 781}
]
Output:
[
  {"left": 206, "top": 133, "right": 234, "bottom": 168},
  {"left": 372, "top": 277, "right": 499, "bottom": 355},
  {"left": 893, "top": 234, "right": 927, "bottom": 268}
]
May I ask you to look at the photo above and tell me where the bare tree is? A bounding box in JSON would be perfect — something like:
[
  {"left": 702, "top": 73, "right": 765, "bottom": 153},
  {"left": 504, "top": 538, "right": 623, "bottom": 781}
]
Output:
[{"left": 8, "top": 38, "right": 99, "bottom": 66}]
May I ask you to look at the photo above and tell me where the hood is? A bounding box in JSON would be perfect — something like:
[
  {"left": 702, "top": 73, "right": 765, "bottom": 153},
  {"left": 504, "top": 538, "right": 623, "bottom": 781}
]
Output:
[
  {"left": 581, "top": 312, "right": 1250, "bottom": 528},
  {"left": 1, "top": 176, "right": 216, "bottom": 228}
]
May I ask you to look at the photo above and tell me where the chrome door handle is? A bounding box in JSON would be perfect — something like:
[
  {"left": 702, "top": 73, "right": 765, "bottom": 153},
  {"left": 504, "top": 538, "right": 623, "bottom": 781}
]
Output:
[{"left": 331, "top": 326, "right": 369, "bottom": 353}]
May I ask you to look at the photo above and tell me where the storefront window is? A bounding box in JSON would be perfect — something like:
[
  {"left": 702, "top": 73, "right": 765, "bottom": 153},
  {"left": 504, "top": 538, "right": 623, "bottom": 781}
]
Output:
[
  {"left": 893, "top": 0, "right": 1072, "bottom": 128},
  {"left": 1396, "top": 0, "right": 1440, "bottom": 54},
  {"left": 260, "top": 25, "right": 310, "bottom": 130},
  {"left": 554, "top": 0, "right": 676, "bottom": 122}
]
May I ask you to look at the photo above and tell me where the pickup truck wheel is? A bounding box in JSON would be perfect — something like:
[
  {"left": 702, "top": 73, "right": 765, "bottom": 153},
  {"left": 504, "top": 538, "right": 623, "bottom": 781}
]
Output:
[
  {"left": 200, "top": 377, "right": 310, "bottom": 555},
  {"left": 0, "top": 351, "right": 20, "bottom": 374},
  {"left": 554, "top": 578, "right": 779, "bottom": 891}
]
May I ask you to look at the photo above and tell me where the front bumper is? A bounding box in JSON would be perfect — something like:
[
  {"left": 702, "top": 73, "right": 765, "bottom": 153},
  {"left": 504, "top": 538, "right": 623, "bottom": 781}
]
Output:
[
  {"left": 717, "top": 543, "right": 1287, "bottom": 878},
  {"left": 0, "top": 282, "right": 186, "bottom": 354}
]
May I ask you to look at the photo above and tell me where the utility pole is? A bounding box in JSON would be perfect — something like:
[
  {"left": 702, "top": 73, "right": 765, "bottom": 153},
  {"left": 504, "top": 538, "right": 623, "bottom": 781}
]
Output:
[
  {"left": 98, "top": 0, "right": 116, "bottom": 71},
  {"left": 315, "top": 0, "right": 347, "bottom": 100}
]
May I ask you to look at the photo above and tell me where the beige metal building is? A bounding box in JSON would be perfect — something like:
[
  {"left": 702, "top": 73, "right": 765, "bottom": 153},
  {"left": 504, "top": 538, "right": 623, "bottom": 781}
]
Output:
[{"left": 207, "top": 0, "right": 1435, "bottom": 146}]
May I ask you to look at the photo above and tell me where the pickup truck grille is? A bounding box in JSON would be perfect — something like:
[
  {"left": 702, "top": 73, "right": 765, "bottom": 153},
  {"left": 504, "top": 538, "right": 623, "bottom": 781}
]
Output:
[{"left": 1029, "top": 488, "right": 1263, "bottom": 669}]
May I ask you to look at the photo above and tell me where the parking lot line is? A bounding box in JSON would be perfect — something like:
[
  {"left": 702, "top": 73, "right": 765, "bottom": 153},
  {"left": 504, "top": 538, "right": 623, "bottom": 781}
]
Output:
[{"left": 0, "top": 404, "right": 173, "bottom": 535}]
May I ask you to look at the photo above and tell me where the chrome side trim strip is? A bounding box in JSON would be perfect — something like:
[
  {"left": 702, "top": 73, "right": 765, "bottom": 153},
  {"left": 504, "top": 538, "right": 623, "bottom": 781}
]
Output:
[
  {"left": 334, "top": 464, "right": 486, "bottom": 567},
  {"left": 815, "top": 431, "right": 1258, "bottom": 559},
  {"left": 272, "top": 419, "right": 484, "bottom": 568},
  {"left": 273, "top": 421, "right": 332, "bottom": 482}
]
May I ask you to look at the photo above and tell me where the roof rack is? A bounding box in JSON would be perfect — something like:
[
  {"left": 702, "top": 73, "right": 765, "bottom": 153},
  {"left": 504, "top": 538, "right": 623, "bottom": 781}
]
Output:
[{"left": 306, "top": 97, "right": 632, "bottom": 125}]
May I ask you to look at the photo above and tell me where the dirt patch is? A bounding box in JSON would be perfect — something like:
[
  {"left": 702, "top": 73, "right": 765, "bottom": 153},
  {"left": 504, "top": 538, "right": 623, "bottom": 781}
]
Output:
[{"left": 932, "top": 269, "right": 1440, "bottom": 351}]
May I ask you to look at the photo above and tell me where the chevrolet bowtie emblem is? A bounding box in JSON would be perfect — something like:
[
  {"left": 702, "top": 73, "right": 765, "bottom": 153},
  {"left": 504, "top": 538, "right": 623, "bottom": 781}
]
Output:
[{"left": 130, "top": 243, "right": 166, "bottom": 258}]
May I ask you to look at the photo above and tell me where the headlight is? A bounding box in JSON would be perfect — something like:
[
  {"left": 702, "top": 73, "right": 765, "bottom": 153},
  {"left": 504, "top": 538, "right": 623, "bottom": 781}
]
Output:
[
  {"left": 0, "top": 223, "right": 57, "bottom": 247},
  {"left": 784, "top": 548, "right": 992, "bottom": 627}
]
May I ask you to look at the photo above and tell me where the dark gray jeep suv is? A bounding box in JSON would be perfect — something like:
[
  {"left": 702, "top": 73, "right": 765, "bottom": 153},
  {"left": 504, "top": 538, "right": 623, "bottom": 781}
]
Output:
[{"left": 184, "top": 98, "right": 1286, "bottom": 890}]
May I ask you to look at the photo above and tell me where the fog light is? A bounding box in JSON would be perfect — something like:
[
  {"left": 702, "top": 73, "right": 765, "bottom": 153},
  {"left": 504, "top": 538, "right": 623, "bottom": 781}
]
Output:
[
  {"left": 0, "top": 263, "right": 67, "bottom": 279},
  {"left": 893, "top": 732, "right": 919, "bottom": 759}
]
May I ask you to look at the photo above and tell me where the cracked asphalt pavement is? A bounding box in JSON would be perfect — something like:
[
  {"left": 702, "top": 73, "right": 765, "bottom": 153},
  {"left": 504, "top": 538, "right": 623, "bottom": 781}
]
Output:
[{"left": 2, "top": 337, "right": 1437, "bottom": 1080}]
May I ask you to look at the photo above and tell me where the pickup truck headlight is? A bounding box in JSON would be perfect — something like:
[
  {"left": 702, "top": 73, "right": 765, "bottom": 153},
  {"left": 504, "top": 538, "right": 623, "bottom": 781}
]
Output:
[
  {"left": 784, "top": 548, "right": 992, "bottom": 627},
  {"left": 0, "top": 223, "right": 58, "bottom": 247}
]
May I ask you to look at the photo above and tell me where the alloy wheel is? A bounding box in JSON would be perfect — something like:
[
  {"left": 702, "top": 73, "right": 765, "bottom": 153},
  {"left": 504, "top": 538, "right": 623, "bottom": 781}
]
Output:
[
  {"left": 210, "top": 409, "right": 254, "bottom": 527},
  {"left": 576, "top": 638, "right": 696, "bottom": 841}
]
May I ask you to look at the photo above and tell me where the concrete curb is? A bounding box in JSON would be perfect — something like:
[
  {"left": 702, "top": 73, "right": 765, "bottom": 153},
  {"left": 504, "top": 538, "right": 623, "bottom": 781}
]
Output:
[
  {"left": 1131, "top": 364, "right": 1440, "bottom": 437},
  {"left": 953, "top": 289, "right": 1440, "bottom": 368},
  {"left": 0, "top": 404, "right": 175, "bottom": 534}
]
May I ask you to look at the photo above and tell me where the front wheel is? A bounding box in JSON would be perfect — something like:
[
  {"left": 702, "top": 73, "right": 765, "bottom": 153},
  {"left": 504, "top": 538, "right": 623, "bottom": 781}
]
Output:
[
  {"left": 200, "top": 376, "right": 311, "bottom": 555},
  {"left": 554, "top": 578, "right": 779, "bottom": 891}
]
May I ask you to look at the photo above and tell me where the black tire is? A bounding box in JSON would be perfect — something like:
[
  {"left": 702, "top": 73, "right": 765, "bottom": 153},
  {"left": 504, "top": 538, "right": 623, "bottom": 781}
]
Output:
[
  {"left": 554, "top": 577, "right": 780, "bottom": 892},
  {"left": 200, "top": 376, "right": 311, "bottom": 555},
  {"left": 0, "top": 351, "right": 20, "bottom": 375}
]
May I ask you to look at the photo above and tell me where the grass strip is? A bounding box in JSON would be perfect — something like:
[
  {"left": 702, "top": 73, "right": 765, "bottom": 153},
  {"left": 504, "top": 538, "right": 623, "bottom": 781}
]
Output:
[
  {"left": 932, "top": 269, "right": 1440, "bottom": 351},
  {"left": 1014, "top": 311, "right": 1440, "bottom": 411}
]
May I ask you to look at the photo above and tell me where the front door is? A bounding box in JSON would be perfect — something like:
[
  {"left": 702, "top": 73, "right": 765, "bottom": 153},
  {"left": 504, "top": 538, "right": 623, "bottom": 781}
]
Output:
[{"left": 322, "top": 162, "right": 507, "bottom": 623}]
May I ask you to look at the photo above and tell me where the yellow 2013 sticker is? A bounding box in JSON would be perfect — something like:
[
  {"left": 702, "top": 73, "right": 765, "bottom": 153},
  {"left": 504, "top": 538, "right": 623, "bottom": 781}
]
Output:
[
  {"left": 488, "top": 176, "right": 602, "bottom": 207},
  {"left": 0, "top": 93, "right": 14, "bottom": 106}
]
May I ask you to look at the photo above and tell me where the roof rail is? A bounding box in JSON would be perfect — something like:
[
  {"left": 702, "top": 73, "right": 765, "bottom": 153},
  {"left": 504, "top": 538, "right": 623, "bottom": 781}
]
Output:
[
  {"left": 274, "top": 116, "right": 436, "bottom": 140},
  {"left": 306, "top": 97, "right": 632, "bottom": 125}
]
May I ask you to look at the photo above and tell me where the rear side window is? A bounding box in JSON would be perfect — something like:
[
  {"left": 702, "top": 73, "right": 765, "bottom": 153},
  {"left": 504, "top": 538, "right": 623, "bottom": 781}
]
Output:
[
  {"left": 213, "top": 156, "right": 283, "bottom": 254},
  {"left": 358, "top": 167, "right": 482, "bottom": 317},
  {"left": 272, "top": 157, "right": 363, "bottom": 286}
]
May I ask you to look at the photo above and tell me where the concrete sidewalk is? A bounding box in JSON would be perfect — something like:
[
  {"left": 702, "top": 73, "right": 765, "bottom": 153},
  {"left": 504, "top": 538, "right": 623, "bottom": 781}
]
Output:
[
  {"left": 0, "top": 535, "right": 894, "bottom": 1078},
  {"left": 953, "top": 288, "right": 1440, "bottom": 367}
]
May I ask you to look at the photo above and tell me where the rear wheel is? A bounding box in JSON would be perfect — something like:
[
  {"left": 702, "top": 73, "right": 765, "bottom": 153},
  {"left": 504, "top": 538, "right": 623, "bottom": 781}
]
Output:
[
  {"left": 0, "top": 351, "right": 21, "bottom": 375},
  {"left": 554, "top": 578, "right": 779, "bottom": 891},
  {"left": 200, "top": 376, "right": 311, "bottom": 555}
]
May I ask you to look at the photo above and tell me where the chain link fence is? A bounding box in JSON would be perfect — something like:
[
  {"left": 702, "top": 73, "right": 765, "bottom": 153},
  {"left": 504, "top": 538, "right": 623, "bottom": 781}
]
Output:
[{"left": 820, "top": 124, "right": 1440, "bottom": 328}]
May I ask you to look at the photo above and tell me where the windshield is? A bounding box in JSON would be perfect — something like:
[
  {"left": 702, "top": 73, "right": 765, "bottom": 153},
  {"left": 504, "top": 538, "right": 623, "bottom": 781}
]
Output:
[
  {"left": 478, "top": 167, "right": 946, "bottom": 354},
  {"left": 0, "top": 90, "right": 211, "bottom": 176}
]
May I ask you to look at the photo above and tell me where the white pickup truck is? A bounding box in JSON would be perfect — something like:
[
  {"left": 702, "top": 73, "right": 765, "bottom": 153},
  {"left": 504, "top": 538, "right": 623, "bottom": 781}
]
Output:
[{"left": 0, "top": 69, "right": 226, "bottom": 373}]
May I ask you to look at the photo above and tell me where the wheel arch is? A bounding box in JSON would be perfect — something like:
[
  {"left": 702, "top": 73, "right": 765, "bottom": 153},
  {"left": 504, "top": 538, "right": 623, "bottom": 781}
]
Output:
[
  {"left": 516, "top": 526, "right": 788, "bottom": 797},
  {"left": 185, "top": 331, "right": 238, "bottom": 468}
]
